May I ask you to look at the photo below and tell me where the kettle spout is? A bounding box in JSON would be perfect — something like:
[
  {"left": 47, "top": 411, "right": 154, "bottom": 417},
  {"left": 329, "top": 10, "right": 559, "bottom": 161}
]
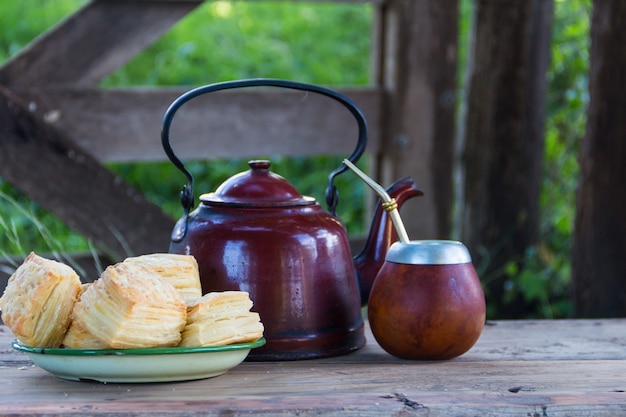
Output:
[{"left": 354, "top": 177, "right": 423, "bottom": 305}]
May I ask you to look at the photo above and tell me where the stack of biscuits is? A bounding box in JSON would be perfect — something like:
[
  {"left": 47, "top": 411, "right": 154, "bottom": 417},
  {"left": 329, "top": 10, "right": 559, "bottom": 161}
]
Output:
[
  {"left": 0, "top": 252, "right": 263, "bottom": 349},
  {"left": 180, "top": 291, "right": 264, "bottom": 347}
]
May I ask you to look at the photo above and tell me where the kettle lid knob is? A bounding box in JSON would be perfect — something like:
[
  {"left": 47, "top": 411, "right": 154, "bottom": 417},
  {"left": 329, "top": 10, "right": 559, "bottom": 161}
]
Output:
[
  {"left": 248, "top": 159, "right": 271, "bottom": 170},
  {"left": 200, "top": 160, "right": 316, "bottom": 207}
]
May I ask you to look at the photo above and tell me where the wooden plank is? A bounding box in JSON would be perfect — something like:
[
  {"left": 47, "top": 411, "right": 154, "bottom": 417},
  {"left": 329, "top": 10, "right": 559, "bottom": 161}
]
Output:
[
  {"left": 11, "top": 87, "right": 383, "bottom": 162},
  {"left": 0, "top": 320, "right": 624, "bottom": 416},
  {"left": 572, "top": 0, "right": 626, "bottom": 317},
  {"left": 0, "top": 86, "right": 175, "bottom": 260},
  {"left": 1, "top": 392, "right": 625, "bottom": 417},
  {"left": 378, "top": 0, "right": 458, "bottom": 240},
  {"left": 318, "top": 319, "right": 626, "bottom": 363},
  {"left": 0, "top": 0, "right": 202, "bottom": 87},
  {"left": 459, "top": 1, "right": 554, "bottom": 317},
  {"left": 467, "top": 319, "right": 626, "bottom": 361}
]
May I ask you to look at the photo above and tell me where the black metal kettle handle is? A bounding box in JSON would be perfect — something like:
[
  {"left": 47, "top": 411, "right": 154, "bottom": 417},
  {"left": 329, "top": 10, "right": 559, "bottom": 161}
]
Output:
[{"left": 161, "top": 78, "right": 368, "bottom": 224}]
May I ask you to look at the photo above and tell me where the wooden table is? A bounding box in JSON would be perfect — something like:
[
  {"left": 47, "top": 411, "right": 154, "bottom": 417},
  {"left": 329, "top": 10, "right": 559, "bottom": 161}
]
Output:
[{"left": 1, "top": 319, "right": 625, "bottom": 416}]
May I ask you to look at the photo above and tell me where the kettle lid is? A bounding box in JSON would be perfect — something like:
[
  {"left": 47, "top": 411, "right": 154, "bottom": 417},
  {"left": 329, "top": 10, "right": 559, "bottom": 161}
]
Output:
[{"left": 200, "top": 160, "right": 316, "bottom": 207}]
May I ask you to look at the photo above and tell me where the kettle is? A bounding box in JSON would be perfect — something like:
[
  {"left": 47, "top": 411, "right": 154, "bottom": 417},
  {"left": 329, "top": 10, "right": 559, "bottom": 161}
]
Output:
[{"left": 161, "top": 79, "right": 422, "bottom": 360}]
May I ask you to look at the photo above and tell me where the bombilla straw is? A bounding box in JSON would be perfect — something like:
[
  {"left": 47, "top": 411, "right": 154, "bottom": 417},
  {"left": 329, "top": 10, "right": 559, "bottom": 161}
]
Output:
[{"left": 342, "top": 159, "right": 410, "bottom": 244}]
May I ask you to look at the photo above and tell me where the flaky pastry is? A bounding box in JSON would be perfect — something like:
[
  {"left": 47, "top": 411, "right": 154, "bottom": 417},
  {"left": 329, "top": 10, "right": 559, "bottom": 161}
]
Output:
[
  {"left": 71, "top": 262, "right": 187, "bottom": 349},
  {"left": 62, "top": 318, "right": 108, "bottom": 349},
  {"left": 62, "top": 283, "right": 107, "bottom": 349},
  {"left": 180, "top": 291, "right": 264, "bottom": 347},
  {"left": 123, "top": 253, "right": 202, "bottom": 304},
  {"left": 0, "top": 252, "right": 82, "bottom": 348}
]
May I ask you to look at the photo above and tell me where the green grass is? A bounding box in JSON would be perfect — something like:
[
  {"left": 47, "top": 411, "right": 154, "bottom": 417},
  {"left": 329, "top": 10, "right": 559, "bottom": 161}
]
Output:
[{"left": 102, "top": 1, "right": 373, "bottom": 87}]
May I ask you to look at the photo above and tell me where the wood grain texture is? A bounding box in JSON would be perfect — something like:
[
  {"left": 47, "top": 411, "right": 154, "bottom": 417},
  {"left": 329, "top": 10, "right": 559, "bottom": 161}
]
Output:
[
  {"left": 0, "top": 86, "right": 175, "bottom": 260},
  {"left": 571, "top": 0, "right": 626, "bottom": 318},
  {"left": 11, "top": 87, "right": 383, "bottom": 162},
  {"left": 459, "top": 1, "right": 554, "bottom": 317},
  {"left": 0, "top": 320, "right": 624, "bottom": 416},
  {"left": 379, "top": 0, "right": 459, "bottom": 240}
]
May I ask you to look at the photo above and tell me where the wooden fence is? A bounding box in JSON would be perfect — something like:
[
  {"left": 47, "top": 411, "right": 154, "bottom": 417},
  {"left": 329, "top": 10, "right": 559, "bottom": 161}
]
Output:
[{"left": 0, "top": 0, "right": 457, "bottom": 281}]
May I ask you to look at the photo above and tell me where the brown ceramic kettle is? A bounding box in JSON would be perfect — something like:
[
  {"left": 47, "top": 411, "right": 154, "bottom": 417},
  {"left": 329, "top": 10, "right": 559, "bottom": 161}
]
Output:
[{"left": 161, "top": 79, "right": 422, "bottom": 360}]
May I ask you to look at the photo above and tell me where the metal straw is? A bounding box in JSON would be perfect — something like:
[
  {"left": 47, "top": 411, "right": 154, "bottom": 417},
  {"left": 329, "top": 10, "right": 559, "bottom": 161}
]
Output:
[{"left": 342, "top": 159, "right": 410, "bottom": 243}]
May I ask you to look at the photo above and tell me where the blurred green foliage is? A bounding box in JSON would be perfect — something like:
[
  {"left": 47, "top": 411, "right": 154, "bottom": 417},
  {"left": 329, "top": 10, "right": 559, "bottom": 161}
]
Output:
[
  {"left": 0, "top": 0, "right": 88, "bottom": 62},
  {"left": 0, "top": 0, "right": 591, "bottom": 318},
  {"left": 102, "top": 1, "right": 372, "bottom": 87},
  {"left": 0, "top": 0, "right": 372, "bottom": 258}
]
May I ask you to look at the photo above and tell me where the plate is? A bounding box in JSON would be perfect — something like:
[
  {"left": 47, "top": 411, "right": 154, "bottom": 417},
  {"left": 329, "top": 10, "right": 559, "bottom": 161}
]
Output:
[{"left": 12, "top": 338, "right": 265, "bottom": 383}]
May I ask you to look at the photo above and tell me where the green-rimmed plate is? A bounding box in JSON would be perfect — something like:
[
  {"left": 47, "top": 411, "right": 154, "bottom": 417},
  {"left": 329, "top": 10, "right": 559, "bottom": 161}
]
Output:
[{"left": 12, "top": 338, "right": 265, "bottom": 383}]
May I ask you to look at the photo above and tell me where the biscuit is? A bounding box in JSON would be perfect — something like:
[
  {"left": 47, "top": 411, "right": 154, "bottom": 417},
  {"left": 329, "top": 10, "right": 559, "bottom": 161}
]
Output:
[
  {"left": 123, "top": 253, "right": 202, "bottom": 304},
  {"left": 180, "top": 291, "right": 264, "bottom": 347},
  {"left": 0, "top": 252, "right": 82, "bottom": 348},
  {"left": 71, "top": 262, "right": 187, "bottom": 349}
]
